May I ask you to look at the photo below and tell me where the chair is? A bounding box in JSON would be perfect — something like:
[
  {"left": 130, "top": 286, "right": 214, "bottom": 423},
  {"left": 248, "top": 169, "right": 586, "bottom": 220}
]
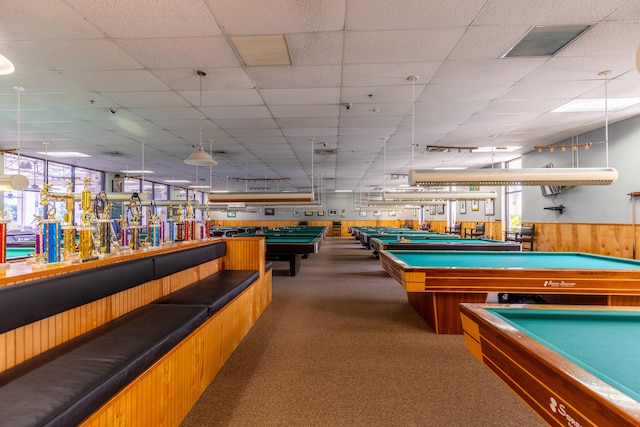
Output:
[
  {"left": 420, "top": 221, "right": 431, "bottom": 231},
  {"left": 506, "top": 224, "right": 535, "bottom": 251},
  {"left": 445, "top": 223, "right": 461, "bottom": 235},
  {"left": 464, "top": 223, "right": 485, "bottom": 238},
  {"left": 332, "top": 221, "right": 341, "bottom": 237}
]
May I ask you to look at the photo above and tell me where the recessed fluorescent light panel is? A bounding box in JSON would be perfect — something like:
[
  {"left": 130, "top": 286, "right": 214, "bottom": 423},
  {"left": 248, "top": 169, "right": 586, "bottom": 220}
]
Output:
[
  {"left": 37, "top": 151, "right": 90, "bottom": 158},
  {"left": 231, "top": 34, "right": 292, "bottom": 66},
  {"left": 473, "top": 146, "right": 521, "bottom": 153},
  {"left": 120, "top": 170, "right": 154, "bottom": 174},
  {"left": 334, "top": 189, "right": 353, "bottom": 192},
  {"left": 164, "top": 179, "right": 191, "bottom": 183},
  {"left": 552, "top": 98, "right": 640, "bottom": 112},
  {"left": 502, "top": 25, "right": 591, "bottom": 58},
  {"left": 434, "top": 167, "right": 468, "bottom": 170}
]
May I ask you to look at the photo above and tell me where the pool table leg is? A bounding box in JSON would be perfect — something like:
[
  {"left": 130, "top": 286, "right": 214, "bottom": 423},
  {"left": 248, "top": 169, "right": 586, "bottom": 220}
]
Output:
[
  {"left": 407, "top": 292, "right": 488, "bottom": 334},
  {"left": 289, "top": 254, "right": 302, "bottom": 276}
]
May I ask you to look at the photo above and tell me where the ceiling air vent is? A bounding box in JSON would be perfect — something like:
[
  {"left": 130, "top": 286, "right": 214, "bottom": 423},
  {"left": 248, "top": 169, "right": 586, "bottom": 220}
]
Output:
[
  {"left": 502, "top": 25, "right": 591, "bottom": 58},
  {"left": 315, "top": 148, "right": 337, "bottom": 155}
]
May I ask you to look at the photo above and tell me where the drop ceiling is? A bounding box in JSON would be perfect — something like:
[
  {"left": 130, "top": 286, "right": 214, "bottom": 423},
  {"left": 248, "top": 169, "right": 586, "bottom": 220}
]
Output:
[{"left": 1, "top": 0, "right": 639, "bottom": 193}]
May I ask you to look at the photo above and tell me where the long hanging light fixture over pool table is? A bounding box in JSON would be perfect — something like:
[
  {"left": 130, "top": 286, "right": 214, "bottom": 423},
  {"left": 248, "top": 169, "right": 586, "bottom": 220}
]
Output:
[{"left": 409, "top": 168, "right": 618, "bottom": 187}]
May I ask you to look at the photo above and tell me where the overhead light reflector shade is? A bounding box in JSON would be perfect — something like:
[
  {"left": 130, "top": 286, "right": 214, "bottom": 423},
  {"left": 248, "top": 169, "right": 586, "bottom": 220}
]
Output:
[
  {"left": 184, "top": 145, "right": 217, "bottom": 166},
  {"left": 383, "top": 191, "right": 497, "bottom": 201},
  {"left": 209, "top": 192, "right": 314, "bottom": 203},
  {"left": 0, "top": 175, "right": 29, "bottom": 191},
  {"left": 0, "top": 54, "right": 15, "bottom": 75},
  {"left": 410, "top": 168, "right": 618, "bottom": 187}
]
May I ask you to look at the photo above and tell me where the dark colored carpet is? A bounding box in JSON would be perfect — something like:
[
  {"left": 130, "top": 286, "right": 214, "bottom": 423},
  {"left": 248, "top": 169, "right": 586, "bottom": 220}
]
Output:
[{"left": 180, "top": 237, "right": 544, "bottom": 427}]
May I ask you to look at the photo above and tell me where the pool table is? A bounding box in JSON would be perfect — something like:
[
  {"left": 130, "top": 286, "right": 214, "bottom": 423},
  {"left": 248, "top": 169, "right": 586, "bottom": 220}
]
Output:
[
  {"left": 379, "top": 250, "right": 640, "bottom": 334},
  {"left": 369, "top": 236, "right": 521, "bottom": 257},
  {"left": 459, "top": 303, "right": 640, "bottom": 427},
  {"left": 359, "top": 230, "right": 458, "bottom": 249},
  {"left": 6, "top": 247, "right": 34, "bottom": 261}
]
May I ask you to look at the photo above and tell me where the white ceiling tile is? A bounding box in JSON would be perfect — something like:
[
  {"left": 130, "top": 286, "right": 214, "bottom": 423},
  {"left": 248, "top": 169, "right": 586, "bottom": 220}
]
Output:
[
  {"left": 152, "top": 68, "right": 255, "bottom": 91},
  {"left": 339, "top": 127, "right": 399, "bottom": 136},
  {"left": 340, "top": 117, "right": 403, "bottom": 128},
  {"left": 449, "top": 26, "right": 532, "bottom": 60},
  {"left": 1, "top": 0, "right": 105, "bottom": 40},
  {"left": 260, "top": 88, "right": 341, "bottom": 105},
  {"left": 473, "top": 0, "right": 630, "bottom": 26},
  {"left": 203, "top": 106, "right": 272, "bottom": 120},
  {"left": 341, "top": 85, "right": 426, "bottom": 104},
  {"left": 226, "top": 128, "right": 284, "bottom": 138},
  {"left": 117, "top": 37, "right": 240, "bottom": 69},
  {"left": 10, "top": 40, "right": 141, "bottom": 71},
  {"left": 344, "top": 29, "right": 466, "bottom": 64},
  {"left": 558, "top": 22, "right": 640, "bottom": 58},
  {"left": 214, "top": 118, "right": 278, "bottom": 129},
  {"left": 432, "top": 58, "right": 548, "bottom": 83},
  {"left": 282, "top": 128, "right": 338, "bottom": 137},
  {"left": 66, "top": 0, "right": 223, "bottom": 37},
  {"left": 346, "top": 0, "right": 487, "bottom": 30},
  {"left": 287, "top": 32, "right": 343, "bottom": 66},
  {"left": 271, "top": 105, "right": 339, "bottom": 118},
  {"left": 103, "top": 91, "right": 190, "bottom": 109},
  {"left": 523, "top": 56, "right": 635, "bottom": 82},
  {"left": 419, "top": 82, "right": 516, "bottom": 101},
  {"left": 608, "top": 1, "right": 640, "bottom": 21},
  {"left": 248, "top": 65, "right": 342, "bottom": 89},
  {"left": 503, "top": 80, "right": 601, "bottom": 100},
  {"left": 205, "top": 0, "right": 345, "bottom": 34},
  {"left": 276, "top": 118, "right": 339, "bottom": 128},
  {"left": 342, "top": 63, "right": 441, "bottom": 87},
  {"left": 180, "top": 89, "right": 264, "bottom": 107},
  {"left": 63, "top": 70, "right": 170, "bottom": 92}
]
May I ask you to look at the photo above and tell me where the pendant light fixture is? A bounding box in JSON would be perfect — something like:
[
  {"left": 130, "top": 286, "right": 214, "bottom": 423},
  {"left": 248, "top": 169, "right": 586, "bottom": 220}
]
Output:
[
  {"left": 185, "top": 70, "right": 217, "bottom": 166},
  {"left": 4, "top": 85, "right": 30, "bottom": 190}
]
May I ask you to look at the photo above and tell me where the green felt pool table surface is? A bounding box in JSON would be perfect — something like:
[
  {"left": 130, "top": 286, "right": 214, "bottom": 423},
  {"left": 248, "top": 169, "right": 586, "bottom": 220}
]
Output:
[
  {"left": 373, "top": 237, "right": 502, "bottom": 244},
  {"left": 489, "top": 307, "right": 640, "bottom": 402},
  {"left": 386, "top": 250, "right": 640, "bottom": 270},
  {"left": 460, "top": 304, "right": 640, "bottom": 426},
  {"left": 6, "top": 247, "right": 34, "bottom": 260}
]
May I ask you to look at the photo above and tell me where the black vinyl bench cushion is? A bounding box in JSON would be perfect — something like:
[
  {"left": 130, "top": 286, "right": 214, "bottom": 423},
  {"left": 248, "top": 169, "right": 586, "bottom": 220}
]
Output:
[
  {"left": 0, "top": 257, "right": 154, "bottom": 335},
  {"left": 153, "top": 270, "right": 259, "bottom": 316},
  {"left": 153, "top": 241, "right": 226, "bottom": 279},
  {"left": 0, "top": 304, "right": 207, "bottom": 427}
]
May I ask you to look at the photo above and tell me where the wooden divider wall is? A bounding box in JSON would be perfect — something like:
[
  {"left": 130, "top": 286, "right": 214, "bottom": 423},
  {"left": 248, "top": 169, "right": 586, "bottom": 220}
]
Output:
[
  {"left": 529, "top": 222, "right": 640, "bottom": 259},
  {"left": 217, "top": 219, "right": 412, "bottom": 236},
  {"left": 80, "top": 239, "right": 272, "bottom": 427},
  {"left": 0, "top": 240, "right": 225, "bottom": 374}
]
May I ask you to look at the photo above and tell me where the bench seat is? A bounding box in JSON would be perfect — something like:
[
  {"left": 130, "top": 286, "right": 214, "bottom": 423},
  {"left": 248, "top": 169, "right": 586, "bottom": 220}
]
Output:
[
  {"left": 153, "top": 270, "right": 259, "bottom": 315},
  {"left": 0, "top": 304, "right": 207, "bottom": 427}
]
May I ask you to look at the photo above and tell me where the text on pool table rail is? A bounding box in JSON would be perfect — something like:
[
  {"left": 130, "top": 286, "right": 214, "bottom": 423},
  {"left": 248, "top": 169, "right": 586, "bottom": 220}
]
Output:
[{"left": 543, "top": 280, "right": 576, "bottom": 288}]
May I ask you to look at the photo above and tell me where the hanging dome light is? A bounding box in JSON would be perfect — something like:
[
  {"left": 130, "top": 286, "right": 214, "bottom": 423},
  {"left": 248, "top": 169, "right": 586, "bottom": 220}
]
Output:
[
  {"left": 184, "top": 70, "right": 217, "bottom": 167},
  {"left": 185, "top": 143, "right": 217, "bottom": 166},
  {"left": 0, "top": 54, "right": 15, "bottom": 75}
]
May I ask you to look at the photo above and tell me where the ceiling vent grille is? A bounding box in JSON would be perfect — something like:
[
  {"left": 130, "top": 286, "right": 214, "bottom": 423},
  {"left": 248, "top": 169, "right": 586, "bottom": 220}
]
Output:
[{"left": 502, "top": 25, "right": 591, "bottom": 58}]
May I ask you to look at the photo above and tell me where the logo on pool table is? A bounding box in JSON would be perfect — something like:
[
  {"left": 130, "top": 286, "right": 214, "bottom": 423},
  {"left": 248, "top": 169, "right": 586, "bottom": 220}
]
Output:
[
  {"left": 549, "top": 396, "right": 583, "bottom": 427},
  {"left": 543, "top": 280, "right": 576, "bottom": 288}
]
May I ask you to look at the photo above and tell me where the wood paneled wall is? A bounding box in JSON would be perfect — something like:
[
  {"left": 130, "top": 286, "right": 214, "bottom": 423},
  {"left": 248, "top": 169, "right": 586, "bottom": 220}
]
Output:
[
  {"left": 217, "top": 219, "right": 412, "bottom": 236},
  {"left": 529, "top": 222, "right": 640, "bottom": 259},
  {"left": 0, "top": 258, "right": 223, "bottom": 374},
  {"left": 0, "top": 243, "right": 226, "bottom": 372}
]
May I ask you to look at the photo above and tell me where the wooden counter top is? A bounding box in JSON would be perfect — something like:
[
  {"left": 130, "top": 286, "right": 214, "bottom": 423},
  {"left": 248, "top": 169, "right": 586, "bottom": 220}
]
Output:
[{"left": 1, "top": 236, "right": 264, "bottom": 287}]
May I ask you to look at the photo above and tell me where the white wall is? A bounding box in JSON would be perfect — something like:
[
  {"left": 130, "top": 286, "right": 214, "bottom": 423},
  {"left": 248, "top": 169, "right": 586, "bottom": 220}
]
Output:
[{"left": 522, "top": 115, "right": 640, "bottom": 224}]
